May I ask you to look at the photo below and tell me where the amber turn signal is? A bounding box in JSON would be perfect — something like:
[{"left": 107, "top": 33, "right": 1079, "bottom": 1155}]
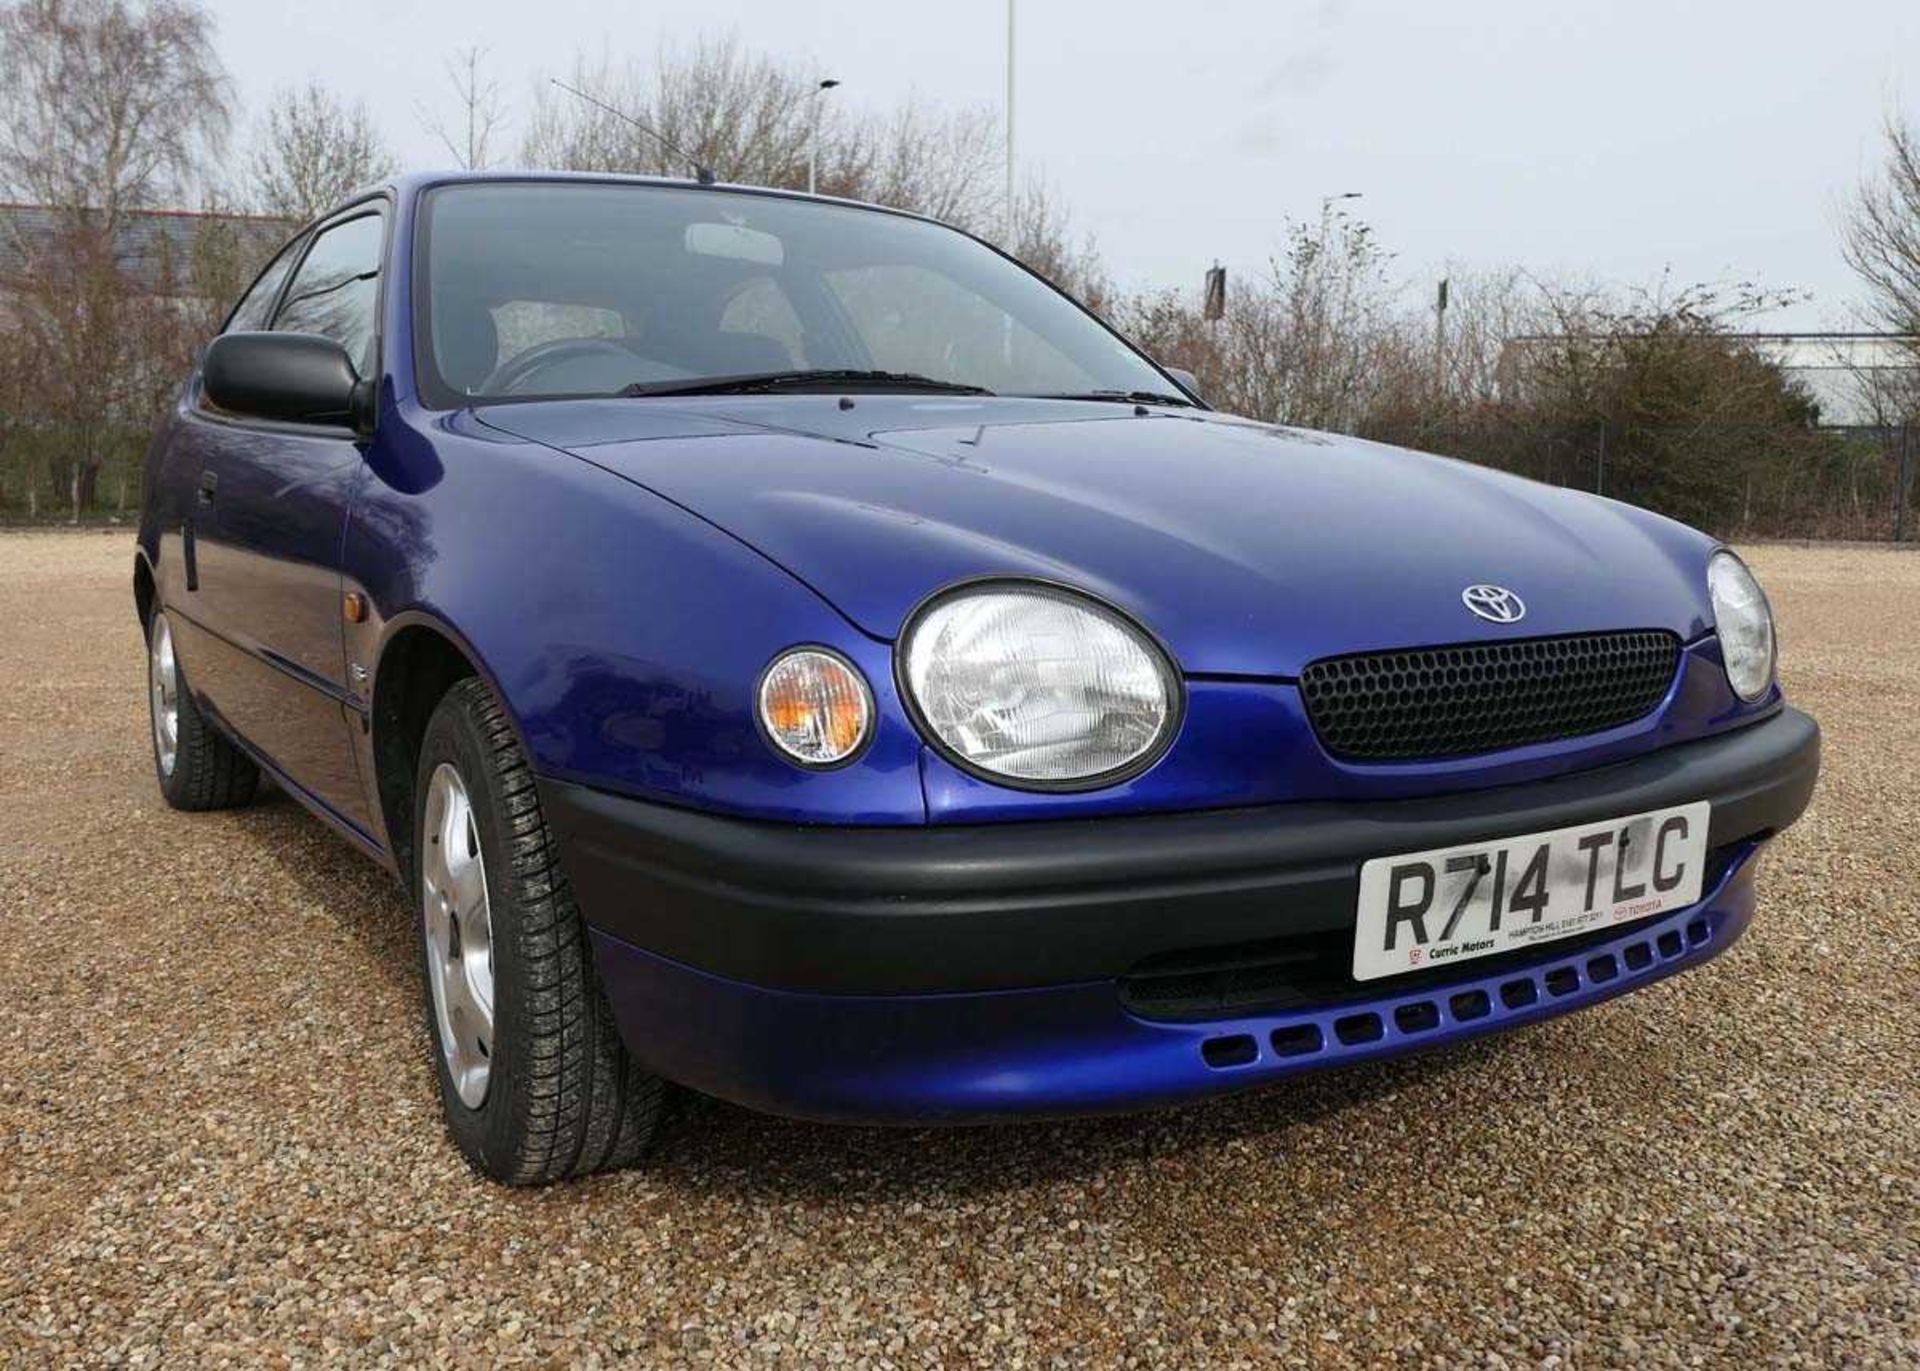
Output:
[{"left": 757, "top": 649, "right": 873, "bottom": 767}]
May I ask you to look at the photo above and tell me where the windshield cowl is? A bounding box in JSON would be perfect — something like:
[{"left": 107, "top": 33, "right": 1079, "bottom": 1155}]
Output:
[{"left": 620, "top": 368, "right": 994, "bottom": 399}]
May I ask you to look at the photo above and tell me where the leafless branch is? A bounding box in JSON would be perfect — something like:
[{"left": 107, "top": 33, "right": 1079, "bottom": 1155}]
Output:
[
  {"left": 420, "top": 45, "right": 505, "bottom": 171},
  {"left": 250, "top": 80, "right": 396, "bottom": 222}
]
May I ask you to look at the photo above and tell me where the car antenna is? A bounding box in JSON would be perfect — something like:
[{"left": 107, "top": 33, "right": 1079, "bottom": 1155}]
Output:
[{"left": 547, "top": 78, "right": 716, "bottom": 185}]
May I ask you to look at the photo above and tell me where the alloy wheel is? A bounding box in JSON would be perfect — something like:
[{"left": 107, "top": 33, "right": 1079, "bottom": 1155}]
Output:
[
  {"left": 149, "top": 614, "right": 179, "bottom": 777},
  {"left": 421, "top": 762, "right": 495, "bottom": 1108}
]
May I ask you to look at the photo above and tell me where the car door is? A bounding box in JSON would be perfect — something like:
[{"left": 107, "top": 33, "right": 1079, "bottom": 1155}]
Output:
[
  {"left": 149, "top": 231, "right": 300, "bottom": 687},
  {"left": 173, "top": 205, "right": 386, "bottom": 834}
]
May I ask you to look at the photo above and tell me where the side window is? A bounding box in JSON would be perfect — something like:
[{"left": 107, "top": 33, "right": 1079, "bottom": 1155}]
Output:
[
  {"left": 273, "top": 211, "right": 384, "bottom": 376},
  {"left": 224, "top": 239, "right": 301, "bottom": 334}
]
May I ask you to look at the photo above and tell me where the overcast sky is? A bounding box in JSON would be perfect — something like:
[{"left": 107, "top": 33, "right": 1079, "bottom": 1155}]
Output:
[{"left": 209, "top": 0, "right": 1915, "bottom": 328}]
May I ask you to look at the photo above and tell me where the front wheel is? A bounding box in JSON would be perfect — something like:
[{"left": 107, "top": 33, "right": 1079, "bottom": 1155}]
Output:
[
  {"left": 414, "top": 676, "right": 664, "bottom": 1184},
  {"left": 148, "top": 609, "right": 259, "bottom": 811}
]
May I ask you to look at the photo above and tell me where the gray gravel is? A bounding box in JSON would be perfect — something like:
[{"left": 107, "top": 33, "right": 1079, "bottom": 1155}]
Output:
[{"left": 1, "top": 531, "right": 1915, "bottom": 1368}]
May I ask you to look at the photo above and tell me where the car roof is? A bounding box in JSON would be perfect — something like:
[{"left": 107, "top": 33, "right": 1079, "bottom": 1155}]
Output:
[{"left": 377, "top": 169, "right": 939, "bottom": 229}]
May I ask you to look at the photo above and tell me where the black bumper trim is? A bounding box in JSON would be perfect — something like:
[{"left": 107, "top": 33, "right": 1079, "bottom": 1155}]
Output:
[{"left": 543, "top": 708, "right": 1819, "bottom": 996}]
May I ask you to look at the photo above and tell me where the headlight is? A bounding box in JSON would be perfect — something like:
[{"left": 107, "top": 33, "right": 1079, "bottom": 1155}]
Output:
[
  {"left": 899, "top": 582, "right": 1180, "bottom": 788},
  {"left": 1707, "top": 550, "right": 1775, "bottom": 702},
  {"left": 758, "top": 648, "right": 874, "bottom": 767}
]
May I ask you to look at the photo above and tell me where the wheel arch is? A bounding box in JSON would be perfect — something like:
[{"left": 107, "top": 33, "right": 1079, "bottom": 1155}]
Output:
[
  {"left": 133, "top": 552, "right": 156, "bottom": 635},
  {"left": 369, "top": 611, "right": 532, "bottom": 883}
]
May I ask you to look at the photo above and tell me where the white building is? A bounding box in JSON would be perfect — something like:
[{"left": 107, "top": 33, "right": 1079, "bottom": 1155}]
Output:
[{"left": 1739, "top": 334, "right": 1916, "bottom": 429}]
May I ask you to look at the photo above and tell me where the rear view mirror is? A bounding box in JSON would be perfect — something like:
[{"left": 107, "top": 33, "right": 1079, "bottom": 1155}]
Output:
[
  {"left": 203, "top": 332, "right": 373, "bottom": 436},
  {"left": 684, "top": 221, "right": 785, "bottom": 267}
]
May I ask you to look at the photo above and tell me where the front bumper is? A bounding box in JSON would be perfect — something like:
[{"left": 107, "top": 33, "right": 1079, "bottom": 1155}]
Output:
[{"left": 547, "top": 707, "right": 1819, "bottom": 1122}]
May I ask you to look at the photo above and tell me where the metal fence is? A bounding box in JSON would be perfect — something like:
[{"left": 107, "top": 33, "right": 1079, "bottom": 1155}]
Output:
[
  {"left": 1364, "top": 417, "right": 1918, "bottom": 545},
  {"left": 1828, "top": 425, "right": 1915, "bottom": 542},
  {"left": 3, "top": 413, "right": 1917, "bottom": 542}
]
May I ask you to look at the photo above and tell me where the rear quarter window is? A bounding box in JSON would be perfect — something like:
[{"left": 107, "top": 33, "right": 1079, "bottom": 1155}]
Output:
[
  {"left": 273, "top": 211, "right": 384, "bottom": 376},
  {"left": 223, "top": 239, "right": 301, "bottom": 333}
]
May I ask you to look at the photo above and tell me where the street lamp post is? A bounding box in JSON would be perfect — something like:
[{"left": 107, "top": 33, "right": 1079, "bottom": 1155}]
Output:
[
  {"left": 808, "top": 78, "right": 840, "bottom": 196},
  {"left": 1005, "top": 0, "right": 1016, "bottom": 240}
]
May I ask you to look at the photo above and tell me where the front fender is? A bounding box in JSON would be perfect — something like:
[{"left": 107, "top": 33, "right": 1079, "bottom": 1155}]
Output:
[{"left": 343, "top": 404, "right": 927, "bottom": 826}]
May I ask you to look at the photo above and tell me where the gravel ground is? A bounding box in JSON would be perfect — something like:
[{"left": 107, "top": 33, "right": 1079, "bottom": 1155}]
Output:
[{"left": 1, "top": 531, "right": 1914, "bottom": 1368}]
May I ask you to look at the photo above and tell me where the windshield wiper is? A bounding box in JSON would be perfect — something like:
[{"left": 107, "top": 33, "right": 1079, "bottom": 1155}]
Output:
[
  {"left": 621, "top": 369, "right": 994, "bottom": 398},
  {"left": 1024, "top": 389, "right": 1196, "bottom": 408}
]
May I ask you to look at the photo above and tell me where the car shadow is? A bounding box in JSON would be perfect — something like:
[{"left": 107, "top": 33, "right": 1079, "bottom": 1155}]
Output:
[
  {"left": 226, "top": 785, "right": 418, "bottom": 997},
  {"left": 228, "top": 785, "right": 1518, "bottom": 1199},
  {"left": 630, "top": 1040, "right": 1502, "bottom": 1203}
]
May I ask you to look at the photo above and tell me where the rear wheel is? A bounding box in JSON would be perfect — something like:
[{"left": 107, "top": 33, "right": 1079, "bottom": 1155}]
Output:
[
  {"left": 148, "top": 610, "right": 260, "bottom": 811},
  {"left": 415, "top": 676, "right": 664, "bottom": 1184}
]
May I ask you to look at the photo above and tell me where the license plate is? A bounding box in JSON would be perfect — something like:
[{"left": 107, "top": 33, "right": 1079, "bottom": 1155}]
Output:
[{"left": 1352, "top": 801, "right": 1711, "bottom": 982}]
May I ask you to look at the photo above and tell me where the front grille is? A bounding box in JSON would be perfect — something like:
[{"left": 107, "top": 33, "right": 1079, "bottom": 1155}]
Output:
[{"left": 1299, "top": 630, "right": 1680, "bottom": 762}]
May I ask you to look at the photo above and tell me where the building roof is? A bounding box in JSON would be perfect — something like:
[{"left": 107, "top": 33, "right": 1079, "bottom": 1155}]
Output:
[{"left": 0, "top": 202, "right": 292, "bottom": 295}]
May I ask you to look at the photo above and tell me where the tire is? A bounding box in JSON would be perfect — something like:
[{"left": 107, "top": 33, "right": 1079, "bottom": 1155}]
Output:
[
  {"left": 147, "top": 609, "right": 260, "bottom": 811},
  {"left": 414, "top": 675, "right": 664, "bottom": 1185}
]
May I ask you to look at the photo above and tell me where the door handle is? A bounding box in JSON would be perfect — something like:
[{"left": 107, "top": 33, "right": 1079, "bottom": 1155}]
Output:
[{"left": 197, "top": 469, "right": 218, "bottom": 504}]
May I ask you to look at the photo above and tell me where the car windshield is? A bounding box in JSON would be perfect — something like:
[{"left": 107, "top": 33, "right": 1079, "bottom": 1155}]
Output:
[{"left": 418, "top": 180, "right": 1178, "bottom": 405}]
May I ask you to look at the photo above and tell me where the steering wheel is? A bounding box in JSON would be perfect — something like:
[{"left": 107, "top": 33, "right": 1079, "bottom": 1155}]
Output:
[{"left": 480, "top": 337, "right": 645, "bottom": 395}]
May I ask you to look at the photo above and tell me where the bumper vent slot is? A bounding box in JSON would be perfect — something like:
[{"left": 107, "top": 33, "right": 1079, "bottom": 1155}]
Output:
[
  {"left": 1298, "top": 630, "right": 1681, "bottom": 762},
  {"left": 1185, "top": 920, "right": 1723, "bottom": 1074},
  {"left": 1122, "top": 847, "right": 1739, "bottom": 1023}
]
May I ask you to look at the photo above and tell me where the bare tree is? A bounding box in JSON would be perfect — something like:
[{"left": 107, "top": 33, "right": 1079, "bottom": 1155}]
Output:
[
  {"left": 0, "top": 320, "right": 45, "bottom": 516},
  {"left": 1431, "top": 267, "right": 1548, "bottom": 408},
  {"left": 421, "top": 45, "right": 505, "bottom": 170},
  {"left": 1119, "top": 210, "right": 1399, "bottom": 427},
  {"left": 521, "top": 36, "right": 1104, "bottom": 307},
  {"left": 1843, "top": 111, "right": 1920, "bottom": 342},
  {"left": 0, "top": 0, "right": 230, "bottom": 519},
  {"left": 0, "top": 0, "right": 228, "bottom": 226},
  {"left": 1841, "top": 109, "right": 1920, "bottom": 539},
  {"left": 1001, "top": 176, "right": 1109, "bottom": 308},
  {"left": 1832, "top": 334, "right": 1920, "bottom": 429},
  {"left": 825, "top": 99, "right": 1000, "bottom": 231},
  {"left": 525, "top": 39, "right": 822, "bottom": 184},
  {"left": 523, "top": 38, "right": 1004, "bottom": 230},
  {"left": 249, "top": 80, "right": 395, "bottom": 222},
  {"left": 1151, "top": 207, "right": 1402, "bottom": 430}
]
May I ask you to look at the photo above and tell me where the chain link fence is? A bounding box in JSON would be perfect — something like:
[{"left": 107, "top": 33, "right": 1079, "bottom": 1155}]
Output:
[
  {"left": 1363, "top": 417, "right": 1918, "bottom": 544},
  {"left": 3, "top": 408, "right": 1917, "bottom": 543}
]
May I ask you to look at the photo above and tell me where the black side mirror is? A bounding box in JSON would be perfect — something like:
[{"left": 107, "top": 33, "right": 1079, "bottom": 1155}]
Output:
[
  {"left": 1163, "top": 365, "right": 1205, "bottom": 403},
  {"left": 203, "top": 332, "right": 374, "bottom": 437}
]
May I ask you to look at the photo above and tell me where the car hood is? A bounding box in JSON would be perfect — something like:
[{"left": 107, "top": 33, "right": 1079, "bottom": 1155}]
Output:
[{"left": 479, "top": 396, "right": 1716, "bottom": 678}]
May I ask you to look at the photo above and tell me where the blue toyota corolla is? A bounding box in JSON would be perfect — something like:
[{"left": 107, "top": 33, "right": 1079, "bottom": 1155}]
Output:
[{"left": 137, "top": 172, "right": 1820, "bottom": 1184}]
